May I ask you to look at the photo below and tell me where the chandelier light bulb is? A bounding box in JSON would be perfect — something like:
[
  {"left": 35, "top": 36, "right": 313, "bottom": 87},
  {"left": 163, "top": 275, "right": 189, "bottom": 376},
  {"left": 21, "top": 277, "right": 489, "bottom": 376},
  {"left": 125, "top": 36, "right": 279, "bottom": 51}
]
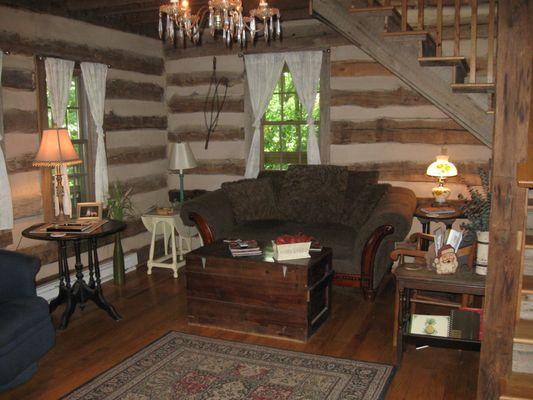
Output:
[{"left": 159, "top": 0, "right": 281, "bottom": 48}]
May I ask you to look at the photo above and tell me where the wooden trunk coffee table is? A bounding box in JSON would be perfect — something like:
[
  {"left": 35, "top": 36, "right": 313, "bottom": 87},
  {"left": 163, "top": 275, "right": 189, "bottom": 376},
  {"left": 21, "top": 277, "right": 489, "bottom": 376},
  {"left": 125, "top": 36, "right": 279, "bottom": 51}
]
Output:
[{"left": 185, "top": 241, "right": 334, "bottom": 342}]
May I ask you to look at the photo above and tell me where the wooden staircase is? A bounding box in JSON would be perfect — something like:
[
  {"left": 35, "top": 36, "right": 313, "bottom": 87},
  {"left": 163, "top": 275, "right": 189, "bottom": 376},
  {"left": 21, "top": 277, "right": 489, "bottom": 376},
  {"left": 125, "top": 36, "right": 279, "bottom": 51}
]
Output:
[{"left": 310, "top": 0, "right": 496, "bottom": 146}]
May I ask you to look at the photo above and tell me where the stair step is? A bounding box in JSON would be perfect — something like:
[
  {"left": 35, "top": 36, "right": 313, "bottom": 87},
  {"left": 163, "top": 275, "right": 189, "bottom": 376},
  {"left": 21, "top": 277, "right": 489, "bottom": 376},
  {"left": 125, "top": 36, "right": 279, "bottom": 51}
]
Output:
[
  {"left": 514, "top": 319, "right": 533, "bottom": 345},
  {"left": 451, "top": 83, "right": 496, "bottom": 94},
  {"left": 350, "top": 6, "right": 397, "bottom": 16},
  {"left": 419, "top": 56, "right": 469, "bottom": 72},
  {"left": 500, "top": 373, "right": 533, "bottom": 400},
  {"left": 383, "top": 30, "right": 432, "bottom": 41}
]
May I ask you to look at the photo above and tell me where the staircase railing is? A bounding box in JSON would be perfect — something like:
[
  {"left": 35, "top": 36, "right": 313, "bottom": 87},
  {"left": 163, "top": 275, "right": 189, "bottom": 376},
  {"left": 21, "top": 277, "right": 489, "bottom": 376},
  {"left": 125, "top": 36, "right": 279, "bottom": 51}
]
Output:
[{"left": 359, "top": 0, "right": 498, "bottom": 88}]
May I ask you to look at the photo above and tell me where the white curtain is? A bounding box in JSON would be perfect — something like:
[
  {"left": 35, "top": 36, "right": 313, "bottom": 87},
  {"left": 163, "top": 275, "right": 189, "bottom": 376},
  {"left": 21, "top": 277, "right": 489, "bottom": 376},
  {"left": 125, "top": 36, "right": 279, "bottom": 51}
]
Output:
[
  {"left": 81, "top": 62, "right": 109, "bottom": 203},
  {"left": 0, "top": 51, "right": 14, "bottom": 230},
  {"left": 45, "top": 57, "right": 75, "bottom": 217},
  {"left": 285, "top": 51, "right": 323, "bottom": 165},
  {"left": 244, "top": 53, "right": 285, "bottom": 178}
]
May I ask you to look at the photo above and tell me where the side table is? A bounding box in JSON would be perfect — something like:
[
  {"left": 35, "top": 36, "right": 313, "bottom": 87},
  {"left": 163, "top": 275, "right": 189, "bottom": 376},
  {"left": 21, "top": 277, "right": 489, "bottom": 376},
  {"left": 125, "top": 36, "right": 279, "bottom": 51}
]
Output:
[
  {"left": 393, "top": 263, "right": 485, "bottom": 364},
  {"left": 22, "top": 220, "right": 125, "bottom": 330},
  {"left": 414, "top": 204, "right": 464, "bottom": 250},
  {"left": 141, "top": 208, "right": 200, "bottom": 278}
]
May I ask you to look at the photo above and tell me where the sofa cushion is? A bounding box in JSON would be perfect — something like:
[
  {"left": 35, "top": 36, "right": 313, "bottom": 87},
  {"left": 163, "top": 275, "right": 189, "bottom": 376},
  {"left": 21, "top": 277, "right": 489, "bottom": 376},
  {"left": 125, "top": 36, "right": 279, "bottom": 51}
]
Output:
[
  {"left": 231, "top": 221, "right": 357, "bottom": 260},
  {"left": 221, "top": 178, "right": 280, "bottom": 224},
  {"left": 257, "top": 170, "right": 287, "bottom": 202},
  {"left": 345, "top": 184, "right": 391, "bottom": 228},
  {"left": 345, "top": 171, "right": 379, "bottom": 201},
  {"left": 278, "top": 165, "right": 349, "bottom": 224}
]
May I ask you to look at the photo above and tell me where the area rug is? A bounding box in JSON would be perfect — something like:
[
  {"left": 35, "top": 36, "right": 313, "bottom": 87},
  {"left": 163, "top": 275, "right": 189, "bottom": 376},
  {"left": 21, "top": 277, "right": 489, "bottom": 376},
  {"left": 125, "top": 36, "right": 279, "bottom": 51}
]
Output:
[{"left": 63, "top": 331, "right": 394, "bottom": 400}]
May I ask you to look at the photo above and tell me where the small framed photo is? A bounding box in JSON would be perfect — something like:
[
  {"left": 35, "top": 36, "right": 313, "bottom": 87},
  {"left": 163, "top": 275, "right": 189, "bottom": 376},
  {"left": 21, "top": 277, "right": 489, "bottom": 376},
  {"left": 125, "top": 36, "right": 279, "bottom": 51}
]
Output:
[{"left": 77, "top": 202, "right": 103, "bottom": 221}]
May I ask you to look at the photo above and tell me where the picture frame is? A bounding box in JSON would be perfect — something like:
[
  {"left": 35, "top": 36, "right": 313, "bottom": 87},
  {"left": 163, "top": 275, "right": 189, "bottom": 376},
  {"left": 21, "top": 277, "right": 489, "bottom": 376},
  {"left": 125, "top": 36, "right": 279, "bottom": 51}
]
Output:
[{"left": 77, "top": 202, "right": 103, "bottom": 221}]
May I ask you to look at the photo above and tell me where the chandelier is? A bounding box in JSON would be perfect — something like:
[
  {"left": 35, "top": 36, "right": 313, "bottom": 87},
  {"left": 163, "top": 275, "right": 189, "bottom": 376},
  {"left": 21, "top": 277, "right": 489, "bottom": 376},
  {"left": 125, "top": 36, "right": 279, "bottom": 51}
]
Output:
[{"left": 159, "top": 0, "right": 281, "bottom": 47}]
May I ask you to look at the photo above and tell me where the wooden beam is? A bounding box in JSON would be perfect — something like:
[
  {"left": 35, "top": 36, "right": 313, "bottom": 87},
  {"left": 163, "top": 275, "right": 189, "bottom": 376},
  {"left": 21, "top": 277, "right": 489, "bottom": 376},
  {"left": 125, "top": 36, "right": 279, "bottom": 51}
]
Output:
[
  {"left": 331, "top": 60, "right": 392, "bottom": 77},
  {"left": 13, "top": 194, "right": 43, "bottom": 220},
  {"left": 164, "top": 19, "right": 349, "bottom": 59},
  {"left": 477, "top": 1, "right": 532, "bottom": 399},
  {"left": 168, "top": 126, "right": 244, "bottom": 142},
  {"left": 106, "top": 79, "right": 164, "bottom": 102},
  {"left": 190, "top": 159, "right": 245, "bottom": 176},
  {"left": 6, "top": 152, "right": 36, "bottom": 174},
  {"left": 345, "top": 160, "right": 488, "bottom": 185},
  {"left": 3, "top": 109, "right": 38, "bottom": 134},
  {"left": 311, "top": 0, "right": 493, "bottom": 146},
  {"left": 331, "top": 118, "right": 483, "bottom": 145},
  {"left": 1, "top": 68, "right": 35, "bottom": 91},
  {"left": 0, "top": 31, "right": 164, "bottom": 76},
  {"left": 167, "top": 96, "right": 244, "bottom": 114},
  {"left": 331, "top": 87, "right": 431, "bottom": 108},
  {"left": 107, "top": 146, "right": 166, "bottom": 166},
  {"left": 166, "top": 72, "right": 243, "bottom": 87},
  {"left": 104, "top": 113, "right": 167, "bottom": 131},
  {"left": 126, "top": 173, "right": 167, "bottom": 195}
]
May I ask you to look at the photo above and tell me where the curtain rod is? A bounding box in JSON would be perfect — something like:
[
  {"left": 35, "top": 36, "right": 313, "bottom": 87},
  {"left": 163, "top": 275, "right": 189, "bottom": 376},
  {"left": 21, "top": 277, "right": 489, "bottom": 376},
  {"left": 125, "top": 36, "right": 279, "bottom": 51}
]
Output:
[
  {"left": 238, "top": 48, "right": 331, "bottom": 58},
  {"left": 36, "top": 54, "right": 111, "bottom": 68}
]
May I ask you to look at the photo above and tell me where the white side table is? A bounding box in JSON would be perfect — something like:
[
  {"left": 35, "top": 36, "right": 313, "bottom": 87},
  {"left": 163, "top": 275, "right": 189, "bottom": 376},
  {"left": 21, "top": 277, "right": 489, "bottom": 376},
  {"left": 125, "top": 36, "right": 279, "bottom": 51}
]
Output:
[{"left": 141, "top": 208, "right": 200, "bottom": 278}]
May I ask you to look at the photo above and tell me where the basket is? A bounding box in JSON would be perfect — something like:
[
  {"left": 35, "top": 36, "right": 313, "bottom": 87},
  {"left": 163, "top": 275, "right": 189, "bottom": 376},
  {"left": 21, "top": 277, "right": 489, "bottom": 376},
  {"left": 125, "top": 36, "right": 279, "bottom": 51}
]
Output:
[{"left": 272, "top": 241, "right": 311, "bottom": 261}]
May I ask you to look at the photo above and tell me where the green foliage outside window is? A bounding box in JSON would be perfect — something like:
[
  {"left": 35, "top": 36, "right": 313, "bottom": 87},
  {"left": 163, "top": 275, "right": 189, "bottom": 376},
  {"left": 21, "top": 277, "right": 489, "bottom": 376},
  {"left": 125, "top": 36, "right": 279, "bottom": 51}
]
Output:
[{"left": 262, "top": 67, "right": 320, "bottom": 170}]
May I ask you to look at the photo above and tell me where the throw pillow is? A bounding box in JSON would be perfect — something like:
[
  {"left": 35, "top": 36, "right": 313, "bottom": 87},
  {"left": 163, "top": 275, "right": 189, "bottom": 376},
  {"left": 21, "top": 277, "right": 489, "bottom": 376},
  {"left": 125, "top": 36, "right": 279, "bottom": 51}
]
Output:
[
  {"left": 221, "top": 178, "right": 279, "bottom": 224},
  {"left": 278, "top": 165, "right": 349, "bottom": 224}
]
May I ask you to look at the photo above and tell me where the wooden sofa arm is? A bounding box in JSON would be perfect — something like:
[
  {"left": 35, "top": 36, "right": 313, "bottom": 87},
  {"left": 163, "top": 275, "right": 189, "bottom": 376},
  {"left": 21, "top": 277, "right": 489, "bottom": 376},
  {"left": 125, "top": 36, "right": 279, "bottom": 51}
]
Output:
[
  {"left": 189, "top": 212, "right": 216, "bottom": 245},
  {"left": 360, "top": 225, "right": 395, "bottom": 301}
]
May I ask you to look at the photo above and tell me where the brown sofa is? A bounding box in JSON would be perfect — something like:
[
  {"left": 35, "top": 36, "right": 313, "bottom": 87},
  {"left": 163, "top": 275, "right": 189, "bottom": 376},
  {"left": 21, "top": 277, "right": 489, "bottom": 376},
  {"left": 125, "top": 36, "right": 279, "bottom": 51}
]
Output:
[{"left": 181, "top": 165, "right": 417, "bottom": 300}]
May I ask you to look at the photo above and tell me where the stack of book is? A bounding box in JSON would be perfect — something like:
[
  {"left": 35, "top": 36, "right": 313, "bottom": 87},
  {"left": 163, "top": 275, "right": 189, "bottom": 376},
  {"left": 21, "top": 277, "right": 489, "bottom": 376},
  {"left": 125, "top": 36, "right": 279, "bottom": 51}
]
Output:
[{"left": 228, "top": 240, "right": 263, "bottom": 257}]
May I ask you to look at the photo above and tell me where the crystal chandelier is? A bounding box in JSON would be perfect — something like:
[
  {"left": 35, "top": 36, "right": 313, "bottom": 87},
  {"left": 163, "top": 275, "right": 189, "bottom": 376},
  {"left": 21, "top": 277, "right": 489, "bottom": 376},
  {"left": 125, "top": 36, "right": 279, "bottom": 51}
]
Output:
[{"left": 159, "top": 0, "right": 281, "bottom": 47}]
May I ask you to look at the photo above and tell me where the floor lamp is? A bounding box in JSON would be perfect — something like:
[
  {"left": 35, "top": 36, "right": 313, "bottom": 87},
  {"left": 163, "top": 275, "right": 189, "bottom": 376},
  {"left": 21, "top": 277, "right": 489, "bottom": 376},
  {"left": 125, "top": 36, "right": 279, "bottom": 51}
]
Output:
[
  {"left": 169, "top": 142, "right": 197, "bottom": 204},
  {"left": 33, "top": 128, "right": 81, "bottom": 221}
]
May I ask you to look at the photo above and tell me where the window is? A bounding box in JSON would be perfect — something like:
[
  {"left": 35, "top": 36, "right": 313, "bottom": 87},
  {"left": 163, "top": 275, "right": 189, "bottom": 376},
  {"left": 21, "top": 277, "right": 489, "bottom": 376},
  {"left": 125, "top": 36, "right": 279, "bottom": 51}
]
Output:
[
  {"left": 38, "top": 61, "right": 94, "bottom": 219},
  {"left": 262, "top": 65, "right": 321, "bottom": 170}
]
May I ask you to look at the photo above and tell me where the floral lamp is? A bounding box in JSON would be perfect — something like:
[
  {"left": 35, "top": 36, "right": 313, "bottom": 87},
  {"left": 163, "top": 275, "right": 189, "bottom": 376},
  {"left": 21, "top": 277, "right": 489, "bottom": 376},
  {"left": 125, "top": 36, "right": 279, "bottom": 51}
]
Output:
[{"left": 426, "top": 151, "right": 458, "bottom": 205}]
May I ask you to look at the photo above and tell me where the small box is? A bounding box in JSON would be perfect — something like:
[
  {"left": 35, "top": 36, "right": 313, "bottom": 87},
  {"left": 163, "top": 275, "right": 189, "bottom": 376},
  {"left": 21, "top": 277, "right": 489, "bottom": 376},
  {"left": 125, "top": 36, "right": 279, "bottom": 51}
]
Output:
[{"left": 272, "top": 241, "right": 311, "bottom": 261}]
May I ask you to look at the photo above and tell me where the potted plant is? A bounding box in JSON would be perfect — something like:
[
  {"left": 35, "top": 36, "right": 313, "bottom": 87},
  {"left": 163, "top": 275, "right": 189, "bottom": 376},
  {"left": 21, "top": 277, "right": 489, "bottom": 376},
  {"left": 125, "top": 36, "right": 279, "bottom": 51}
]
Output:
[
  {"left": 106, "top": 182, "right": 136, "bottom": 285},
  {"left": 459, "top": 169, "right": 491, "bottom": 275}
]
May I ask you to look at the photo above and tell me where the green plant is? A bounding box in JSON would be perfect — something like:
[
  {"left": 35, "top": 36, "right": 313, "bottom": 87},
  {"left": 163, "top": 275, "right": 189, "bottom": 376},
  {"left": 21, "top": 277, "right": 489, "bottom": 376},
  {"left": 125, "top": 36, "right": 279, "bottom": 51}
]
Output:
[
  {"left": 458, "top": 168, "right": 492, "bottom": 232},
  {"left": 106, "top": 182, "right": 136, "bottom": 222}
]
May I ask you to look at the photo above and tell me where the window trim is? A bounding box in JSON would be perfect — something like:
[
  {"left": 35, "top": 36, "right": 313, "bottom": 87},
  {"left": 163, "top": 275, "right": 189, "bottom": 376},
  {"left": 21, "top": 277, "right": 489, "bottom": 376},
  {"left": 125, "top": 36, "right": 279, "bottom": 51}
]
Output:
[{"left": 35, "top": 58, "right": 96, "bottom": 221}]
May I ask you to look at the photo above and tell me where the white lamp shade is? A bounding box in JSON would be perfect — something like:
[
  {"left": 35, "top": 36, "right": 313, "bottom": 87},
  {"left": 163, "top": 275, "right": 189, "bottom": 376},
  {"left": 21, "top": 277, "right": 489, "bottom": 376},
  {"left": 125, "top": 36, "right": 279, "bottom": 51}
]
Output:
[
  {"left": 33, "top": 128, "right": 82, "bottom": 167},
  {"left": 426, "top": 154, "right": 458, "bottom": 178},
  {"left": 169, "top": 142, "right": 197, "bottom": 171}
]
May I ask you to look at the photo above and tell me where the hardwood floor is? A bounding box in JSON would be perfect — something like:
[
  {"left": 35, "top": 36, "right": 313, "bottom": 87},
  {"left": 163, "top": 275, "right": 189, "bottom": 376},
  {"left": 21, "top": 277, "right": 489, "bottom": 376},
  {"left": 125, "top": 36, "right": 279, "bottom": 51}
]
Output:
[{"left": 0, "top": 266, "right": 479, "bottom": 400}]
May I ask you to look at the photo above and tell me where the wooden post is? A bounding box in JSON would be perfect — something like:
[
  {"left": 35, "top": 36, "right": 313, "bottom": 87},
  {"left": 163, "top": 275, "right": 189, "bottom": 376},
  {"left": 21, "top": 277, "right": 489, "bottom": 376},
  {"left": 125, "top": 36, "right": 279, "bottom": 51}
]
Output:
[
  {"left": 486, "top": 0, "right": 496, "bottom": 83},
  {"left": 454, "top": 0, "right": 461, "bottom": 56},
  {"left": 401, "top": 0, "right": 408, "bottom": 32},
  {"left": 476, "top": 1, "right": 532, "bottom": 399},
  {"left": 469, "top": 0, "right": 478, "bottom": 83},
  {"left": 417, "top": 0, "right": 425, "bottom": 31},
  {"left": 436, "top": 0, "right": 443, "bottom": 57}
]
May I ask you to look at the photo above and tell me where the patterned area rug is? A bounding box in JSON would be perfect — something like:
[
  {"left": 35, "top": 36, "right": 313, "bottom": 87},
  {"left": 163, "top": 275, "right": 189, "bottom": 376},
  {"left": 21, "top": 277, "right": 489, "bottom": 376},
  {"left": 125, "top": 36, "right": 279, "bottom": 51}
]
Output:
[{"left": 63, "top": 332, "right": 394, "bottom": 400}]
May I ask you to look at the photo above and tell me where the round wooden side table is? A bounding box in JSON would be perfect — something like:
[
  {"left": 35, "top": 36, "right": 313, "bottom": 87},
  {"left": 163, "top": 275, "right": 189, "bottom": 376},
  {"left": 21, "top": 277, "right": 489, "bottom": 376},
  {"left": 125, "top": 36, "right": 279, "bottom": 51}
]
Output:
[
  {"left": 22, "top": 220, "right": 126, "bottom": 330},
  {"left": 414, "top": 205, "right": 464, "bottom": 250}
]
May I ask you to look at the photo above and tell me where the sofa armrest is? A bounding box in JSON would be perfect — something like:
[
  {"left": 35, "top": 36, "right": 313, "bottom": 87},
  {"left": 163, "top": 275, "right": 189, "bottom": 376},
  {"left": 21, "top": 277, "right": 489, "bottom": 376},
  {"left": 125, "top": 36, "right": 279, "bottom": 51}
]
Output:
[
  {"left": 0, "top": 250, "right": 41, "bottom": 298},
  {"left": 180, "top": 189, "right": 236, "bottom": 244},
  {"left": 355, "top": 187, "right": 417, "bottom": 299}
]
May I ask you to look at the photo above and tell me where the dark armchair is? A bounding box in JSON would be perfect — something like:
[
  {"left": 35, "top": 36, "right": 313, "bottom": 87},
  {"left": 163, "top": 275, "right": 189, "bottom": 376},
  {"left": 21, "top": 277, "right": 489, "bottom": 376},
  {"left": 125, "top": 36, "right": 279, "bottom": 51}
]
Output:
[{"left": 0, "top": 250, "right": 55, "bottom": 392}]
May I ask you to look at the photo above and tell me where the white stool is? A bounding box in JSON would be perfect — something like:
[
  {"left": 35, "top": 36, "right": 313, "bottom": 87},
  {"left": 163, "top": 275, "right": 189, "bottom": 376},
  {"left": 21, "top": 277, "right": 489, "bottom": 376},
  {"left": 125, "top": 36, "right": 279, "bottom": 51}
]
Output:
[{"left": 141, "top": 210, "right": 199, "bottom": 278}]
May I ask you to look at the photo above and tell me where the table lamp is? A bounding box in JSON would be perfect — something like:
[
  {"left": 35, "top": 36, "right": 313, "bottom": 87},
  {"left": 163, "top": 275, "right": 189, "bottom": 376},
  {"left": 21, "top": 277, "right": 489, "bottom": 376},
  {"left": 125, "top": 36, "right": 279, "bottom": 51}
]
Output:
[
  {"left": 33, "top": 128, "right": 81, "bottom": 221},
  {"left": 168, "top": 142, "right": 197, "bottom": 204},
  {"left": 426, "top": 150, "right": 458, "bottom": 205}
]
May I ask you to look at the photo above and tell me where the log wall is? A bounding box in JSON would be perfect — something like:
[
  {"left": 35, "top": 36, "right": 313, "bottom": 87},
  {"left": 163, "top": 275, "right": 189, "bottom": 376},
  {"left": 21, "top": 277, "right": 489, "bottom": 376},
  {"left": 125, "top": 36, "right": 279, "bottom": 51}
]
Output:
[
  {"left": 0, "top": 6, "right": 166, "bottom": 280},
  {"left": 165, "top": 19, "right": 491, "bottom": 199}
]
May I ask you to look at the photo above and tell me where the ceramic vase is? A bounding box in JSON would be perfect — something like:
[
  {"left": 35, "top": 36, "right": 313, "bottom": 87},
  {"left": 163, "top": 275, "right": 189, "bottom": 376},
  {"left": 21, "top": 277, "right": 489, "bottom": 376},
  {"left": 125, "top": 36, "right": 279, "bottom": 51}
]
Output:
[
  {"left": 113, "top": 232, "right": 125, "bottom": 285},
  {"left": 475, "top": 231, "right": 489, "bottom": 275}
]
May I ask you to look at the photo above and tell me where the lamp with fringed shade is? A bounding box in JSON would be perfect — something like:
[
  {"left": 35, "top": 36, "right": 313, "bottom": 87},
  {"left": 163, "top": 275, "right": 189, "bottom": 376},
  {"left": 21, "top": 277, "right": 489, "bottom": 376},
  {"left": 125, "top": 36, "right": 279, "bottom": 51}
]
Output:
[{"left": 34, "top": 129, "right": 81, "bottom": 221}]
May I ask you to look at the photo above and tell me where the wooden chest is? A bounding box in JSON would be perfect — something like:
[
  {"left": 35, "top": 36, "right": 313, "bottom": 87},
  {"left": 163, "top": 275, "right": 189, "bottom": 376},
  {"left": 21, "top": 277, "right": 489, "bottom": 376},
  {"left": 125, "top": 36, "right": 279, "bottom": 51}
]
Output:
[{"left": 185, "top": 241, "right": 334, "bottom": 342}]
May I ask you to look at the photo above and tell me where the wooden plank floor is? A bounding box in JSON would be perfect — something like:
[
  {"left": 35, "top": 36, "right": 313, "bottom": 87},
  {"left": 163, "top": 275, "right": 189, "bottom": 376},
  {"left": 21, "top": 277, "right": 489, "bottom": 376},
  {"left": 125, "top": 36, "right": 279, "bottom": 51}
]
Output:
[{"left": 0, "top": 266, "right": 479, "bottom": 400}]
